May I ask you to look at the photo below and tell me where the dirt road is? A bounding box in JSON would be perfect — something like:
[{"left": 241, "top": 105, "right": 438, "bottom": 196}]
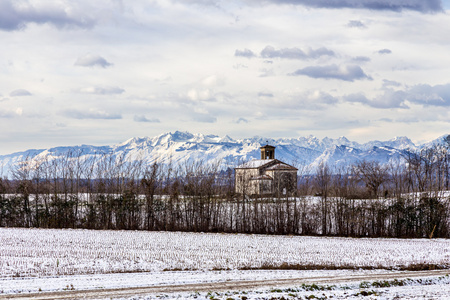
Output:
[{"left": 1, "top": 269, "right": 448, "bottom": 300}]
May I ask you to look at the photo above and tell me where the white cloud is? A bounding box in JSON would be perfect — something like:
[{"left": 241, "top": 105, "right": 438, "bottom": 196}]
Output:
[
  {"left": 187, "top": 89, "right": 214, "bottom": 102},
  {"left": 201, "top": 75, "right": 225, "bottom": 87},
  {"left": 0, "top": 107, "right": 23, "bottom": 118},
  {"left": 63, "top": 109, "right": 122, "bottom": 120},
  {"left": 256, "top": 89, "right": 339, "bottom": 111},
  {"left": 76, "top": 86, "right": 125, "bottom": 95},
  {"left": 192, "top": 113, "right": 217, "bottom": 123}
]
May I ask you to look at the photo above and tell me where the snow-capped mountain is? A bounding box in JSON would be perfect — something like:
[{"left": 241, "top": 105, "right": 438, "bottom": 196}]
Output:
[{"left": 0, "top": 131, "right": 447, "bottom": 176}]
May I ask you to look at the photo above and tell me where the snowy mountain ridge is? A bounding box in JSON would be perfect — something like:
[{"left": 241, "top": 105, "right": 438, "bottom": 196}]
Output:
[{"left": 0, "top": 131, "right": 448, "bottom": 176}]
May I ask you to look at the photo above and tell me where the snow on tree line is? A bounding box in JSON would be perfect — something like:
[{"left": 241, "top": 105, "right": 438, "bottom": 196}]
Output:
[{"left": 0, "top": 141, "right": 448, "bottom": 238}]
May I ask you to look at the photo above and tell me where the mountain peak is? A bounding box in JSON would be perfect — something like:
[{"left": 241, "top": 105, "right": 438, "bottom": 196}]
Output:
[
  {"left": 218, "top": 135, "right": 235, "bottom": 143},
  {"left": 0, "top": 132, "right": 447, "bottom": 177},
  {"left": 337, "top": 136, "right": 350, "bottom": 143},
  {"left": 170, "top": 131, "right": 195, "bottom": 142}
]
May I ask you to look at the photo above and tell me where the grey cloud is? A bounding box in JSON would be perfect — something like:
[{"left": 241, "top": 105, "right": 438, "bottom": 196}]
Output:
[
  {"left": 0, "top": 111, "right": 15, "bottom": 118},
  {"left": 292, "top": 90, "right": 339, "bottom": 110},
  {"left": 343, "top": 83, "right": 450, "bottom": 109},
  {"left": 235, "top": 49, "right": 256, "bottom": 58},
  {"left": 379, "top": 118, "right": 394, "bottom": 122},
  {"left": 133, "top": 115, "right": 160, "bottom": 123},
  {"left": 254, "top": 0, "right": 442, "bottom": 13},
  {"left": 347, "top": 20, "right": 366, "bottom": 28},
  {"left": 75, "top": 54, "right": 113, "bottom": 68},
  {"left": 352, "top": 56, "right": 371, "bottom": 63},
  {"left": 235, "top": 117, "right": 249, "bottom": 123},
  {"left": 172, "top": 0, "right": 221, "bottom": 7},
  {"left": 344, "top": 93, "right": 370, "bottom": 104},
  {"left": 352, "top": 91, "right": 407, "bottom": 108},
  {"left": 258, "top": 92, "right": 274, "bottom": 98},
  {"left": 382, "top": 79, "right": 402, "bottom": 87},
  {"left": 319, "top": 93, "right": 339, "bottom": 105},
  {"left": 408, "top": 84, "right": 450, "bottom": 106},
  {"left": 63, "top": 109, "right": 122, "bottom": 120},
  {"left": 262, "top": 90, "right": 338, "bottom": 111},
  {"left": 77, "top": 86, "right": 125, "bottom": 95},
  {"left": 344, "top": 90, "right": 409, "bottom": 108},
  {"left": 309, "top": 48, "right": 336, "bottom": 58},
  {"left": 0, "top": 1, "right": 95, "bottom": 31},
  {"left": 261, "top": 45, "right": 335, "bottom": 60},
  {"left": 395, "top": 116, "right": 421, "bottom": 123},
  {"left": 378, "top": 49, "right": 392, "bottom": 54},
  {"left": 10, "top": 89, "right": 32, "bottom": 97},
  {"left": 259, "top": 68, "right": 275, "bottom": 77},
  {"left": 289, "top": 64, "right": 372, "bottom": 82}
]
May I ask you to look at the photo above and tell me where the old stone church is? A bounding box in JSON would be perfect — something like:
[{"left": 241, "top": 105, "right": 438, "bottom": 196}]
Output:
[{"left": 235, "top": 145, "right": 298, "bottom": 196}]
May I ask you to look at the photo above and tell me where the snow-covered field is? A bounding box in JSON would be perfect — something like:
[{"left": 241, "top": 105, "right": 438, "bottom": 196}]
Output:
[
  {"left": 1, "top": 228, "right": 450, "bottom": 299},
  {"left": 1, "top": 228, "right": 450, "bottom": 277}
]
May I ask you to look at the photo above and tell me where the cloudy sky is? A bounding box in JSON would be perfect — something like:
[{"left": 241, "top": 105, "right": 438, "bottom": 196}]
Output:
[{"left": 1, "top": 0, "right": 450, "bottom": 154}]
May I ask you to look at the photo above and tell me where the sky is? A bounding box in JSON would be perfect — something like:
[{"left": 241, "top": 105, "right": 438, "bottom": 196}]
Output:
[{"left": 1, "top": 0, "right": 450, "bottom": 154}]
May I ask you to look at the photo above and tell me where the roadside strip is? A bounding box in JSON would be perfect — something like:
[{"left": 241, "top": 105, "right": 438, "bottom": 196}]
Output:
[{"left": 1, "top": 269, "right": 449, "bottom": 300}]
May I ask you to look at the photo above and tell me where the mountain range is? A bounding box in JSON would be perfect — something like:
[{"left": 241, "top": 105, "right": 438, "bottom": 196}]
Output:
[{"left": 1, "top": 131, "right": 448, "bottom": 176}]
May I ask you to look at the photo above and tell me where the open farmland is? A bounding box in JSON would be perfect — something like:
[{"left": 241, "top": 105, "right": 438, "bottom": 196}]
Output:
[{"left": 1, "top": 228, "right": 449, "bottom": 278}]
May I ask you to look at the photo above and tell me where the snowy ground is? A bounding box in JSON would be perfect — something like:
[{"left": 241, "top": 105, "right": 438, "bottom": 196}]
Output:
[
  {"left": 2, "top": 228, "right": 449, "bottom": 277},
  {"left": 1, "top": 228, "right": 450, "bottom": 299},
  {"left": 1, "top": 270, "right": 449, "bottom": 299},
  {"left": 130, "top": 275, "right": 450, "bottom": 300},
  {"left": 0, "top": 269, "right": 392, "bottom": 294}
]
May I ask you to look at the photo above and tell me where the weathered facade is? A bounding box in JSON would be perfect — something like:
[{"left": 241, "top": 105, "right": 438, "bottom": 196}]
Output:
[{"left": 235, "top": 145, "right": 298, "bottom": 196}]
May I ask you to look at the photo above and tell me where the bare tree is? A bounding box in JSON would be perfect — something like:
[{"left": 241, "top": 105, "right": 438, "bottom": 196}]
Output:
[
  {"left": 315, "top": 163, "right": 331, "bottom": 235},
  {"left": 354, "top": 160, "right": 389, "bottom": 199}
]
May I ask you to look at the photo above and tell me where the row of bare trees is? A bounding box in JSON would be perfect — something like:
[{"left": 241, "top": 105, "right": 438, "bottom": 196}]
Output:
[{"left": 0, "top": 139, "right": 449, "bottom": 237}]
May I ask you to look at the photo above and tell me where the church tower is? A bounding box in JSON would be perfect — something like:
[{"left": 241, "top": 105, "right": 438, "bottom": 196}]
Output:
[{"left": 260, "top": 144, "right": 275, "bottom": 160}]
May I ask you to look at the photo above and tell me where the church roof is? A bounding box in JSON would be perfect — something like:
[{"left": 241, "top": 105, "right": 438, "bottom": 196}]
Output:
[
  {"left": 235, "top": 159, "right": 297, "bottom": 170},
  {"left": 235, "top": 159, "right": 275, "bottom": 169}
]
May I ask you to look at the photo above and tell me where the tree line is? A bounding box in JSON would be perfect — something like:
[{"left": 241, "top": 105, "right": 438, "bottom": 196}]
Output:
[{"left": 0, "top": 138, "right": 449, "bottom": 238}]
